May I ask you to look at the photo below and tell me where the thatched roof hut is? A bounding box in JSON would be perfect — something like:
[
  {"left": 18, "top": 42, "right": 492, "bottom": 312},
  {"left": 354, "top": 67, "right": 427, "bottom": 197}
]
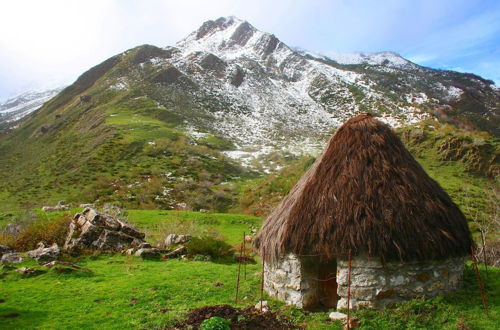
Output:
[
  {"left": 254, "top": 114, "right": 472, "bottom": 263},
  {"left": 254, "top": 114, "right": 473, "bottom": 309}
]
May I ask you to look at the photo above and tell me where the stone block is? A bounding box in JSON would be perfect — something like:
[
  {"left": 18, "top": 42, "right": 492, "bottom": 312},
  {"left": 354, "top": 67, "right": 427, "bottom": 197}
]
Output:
[{"left": 389, "top": 274, "right": 409, "bottom": 286}]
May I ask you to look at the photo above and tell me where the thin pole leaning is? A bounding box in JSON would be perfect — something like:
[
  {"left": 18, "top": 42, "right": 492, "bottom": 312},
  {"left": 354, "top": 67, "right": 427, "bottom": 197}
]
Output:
[
  {"left": 243, "top": 232, "right": 247, "bottom": 280},
  {"left": 260, "top": 247, "right": 265, "bottom": 311},
  {"left": 346, "top": 249, "right": 352, "bottom": 329},
  {"left": 235, "top": 234, "right": 244, "bottom": 304},
  {"left": 471, "top": 246, "right": 489, "bottom": 316}
]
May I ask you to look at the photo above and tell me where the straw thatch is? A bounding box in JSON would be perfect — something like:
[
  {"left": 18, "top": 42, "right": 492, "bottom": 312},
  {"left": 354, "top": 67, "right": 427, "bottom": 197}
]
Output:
[{"left": 254, "top": 114, "right": 473, "bottom": 263}]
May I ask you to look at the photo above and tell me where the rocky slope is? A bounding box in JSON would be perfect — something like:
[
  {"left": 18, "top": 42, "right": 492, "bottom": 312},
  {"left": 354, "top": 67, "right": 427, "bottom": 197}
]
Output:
[{"left": 0, "top": 16, "right": 498, "bottom": 209}]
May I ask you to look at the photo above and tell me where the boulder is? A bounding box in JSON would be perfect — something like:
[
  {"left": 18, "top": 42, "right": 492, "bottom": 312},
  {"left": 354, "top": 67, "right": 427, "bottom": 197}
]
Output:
[
  {"left": 27, "top": 243, "right": 61, "bottom": 262},
  {"left": 164, "top": 234, "right": 191, "bottom": 247},
  {"left": 1, "top": 253, "right": 23, "bottom": 264},
  {"left": 64, "top": 208, "right": 146, "bottom": 253}
]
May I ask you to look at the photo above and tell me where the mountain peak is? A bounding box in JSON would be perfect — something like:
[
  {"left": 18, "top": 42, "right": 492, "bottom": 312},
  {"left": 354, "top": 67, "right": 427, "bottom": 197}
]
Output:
[
  {"left": 176, "top": 16, "right": 288, "bottom": 61},
  {"left": 194, "top": 16, "right": 247, "bottom": 40}
]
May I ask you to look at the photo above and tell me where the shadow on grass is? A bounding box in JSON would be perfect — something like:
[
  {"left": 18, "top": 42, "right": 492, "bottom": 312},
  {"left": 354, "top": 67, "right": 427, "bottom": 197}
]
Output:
[{"left": 0, "top": 307, "right": 48, "bottom": 328}]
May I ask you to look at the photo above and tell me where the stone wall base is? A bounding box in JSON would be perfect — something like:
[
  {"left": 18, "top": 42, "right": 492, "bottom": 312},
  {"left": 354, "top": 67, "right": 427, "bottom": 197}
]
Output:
[
  {"left": 264, "top": 254, "right": 319, "bottom": 308},
  {"left": 336, "top": 256, "right": 464, "bottom": 310}
]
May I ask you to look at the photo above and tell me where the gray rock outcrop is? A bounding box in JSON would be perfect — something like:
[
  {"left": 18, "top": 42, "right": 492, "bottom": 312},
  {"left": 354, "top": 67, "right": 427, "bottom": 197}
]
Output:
[
  {"left": 164, "top": 234, "right": 191, "bottom": 247},
  {"left": 64, "top": 208, "right": 146, "bottom": 253},
  {"left": 27, "top": 242, "right": 61, "bottom": 262}
]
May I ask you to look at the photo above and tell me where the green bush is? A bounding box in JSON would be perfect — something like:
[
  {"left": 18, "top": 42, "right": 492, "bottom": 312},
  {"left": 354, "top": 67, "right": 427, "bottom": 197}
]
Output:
[
  {"left": 0, "top": 213, "right": 72, "bottom": 251},
  {"left": 184, "top": 236, "right": 235, "bottom": 263},
  {"left": 200, "top": 316, "right": 230, "bottom": 330}
]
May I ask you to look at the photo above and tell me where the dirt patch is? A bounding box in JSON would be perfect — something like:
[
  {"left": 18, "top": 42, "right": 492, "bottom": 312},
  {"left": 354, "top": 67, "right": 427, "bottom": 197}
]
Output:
[{"left": 171, "top": 304, "right": 302, "bottom": 329}]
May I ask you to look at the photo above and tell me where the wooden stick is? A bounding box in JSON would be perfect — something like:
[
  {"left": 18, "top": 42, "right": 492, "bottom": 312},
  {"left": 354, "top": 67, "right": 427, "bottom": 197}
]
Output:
[
  {"left": 260, "top": 247, "right": 265, "bottom": 311},
  {"left": 243, "top": 232, "right": 247, "bottom": 280},
  {"left": 235, "top": 235, "right": 244, "bottom": 304},
  {"left": 471, "top": 246, "right": 489, "bottom": 316},
  {"left": 346, "top": 249, "right": 352, "bottom": 329}
]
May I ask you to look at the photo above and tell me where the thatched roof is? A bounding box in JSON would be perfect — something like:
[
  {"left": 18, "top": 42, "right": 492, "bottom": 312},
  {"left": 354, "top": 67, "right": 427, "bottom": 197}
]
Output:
[{"left": 254, "top": 114, "right": 473, "bottom": 263}]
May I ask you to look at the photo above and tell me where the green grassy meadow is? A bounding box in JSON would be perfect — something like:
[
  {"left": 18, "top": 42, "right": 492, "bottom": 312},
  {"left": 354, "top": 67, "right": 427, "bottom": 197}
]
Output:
[{"left": 1, "top": 210, "right": 498, "bottom": 329}]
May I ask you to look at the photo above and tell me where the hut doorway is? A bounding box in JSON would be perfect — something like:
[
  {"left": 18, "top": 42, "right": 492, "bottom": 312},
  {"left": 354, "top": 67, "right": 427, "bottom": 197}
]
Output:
[{"left": 317, "top": 259, "right": 340, "bottom": 308}]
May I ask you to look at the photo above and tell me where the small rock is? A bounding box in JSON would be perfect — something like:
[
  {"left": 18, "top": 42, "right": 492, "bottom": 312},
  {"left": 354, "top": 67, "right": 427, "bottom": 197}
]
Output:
[
  {"left": 255, "top": 300, "right": 269, "bottom": 312},
  {"left": 15, "top": 267, "right": 44, "bottom": 276},
  {"left": 213, "top": 282, "right": 223, "bottom": 287},
  {"left": 1, "top": 253, "right": 23, "bottom": 264},
  {"left": 79, "top": 203, "right": 95, "bottom": 208},
  {"left": 135, "top": 248, "right": 161, "bottom": 259},
  {"left": 164, "top": 234, "right": 191, "bottom": 247},
  {"left": 162, "top": 245, "right": 187, "bottom": 259},
  {"left": 125, "top": 248, "right": 135, "bottom": 255},
  {"left": 130, "top": 297, "right": 138, "bottom": 304},
  {"left": 27, "top": 243, "right": 61, "bottom": 262},
  {"left": 329, "top": 311, "right": 347, "bottom": 321},
  {"left": 138, "top": 242, "right": 152, "bottom": 249}
]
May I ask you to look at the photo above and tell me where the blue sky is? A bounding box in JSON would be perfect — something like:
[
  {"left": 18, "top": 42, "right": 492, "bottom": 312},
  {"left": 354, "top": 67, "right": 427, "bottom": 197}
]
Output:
[{"left": 0, "top": 0, "right": 499, "bottom": 99}]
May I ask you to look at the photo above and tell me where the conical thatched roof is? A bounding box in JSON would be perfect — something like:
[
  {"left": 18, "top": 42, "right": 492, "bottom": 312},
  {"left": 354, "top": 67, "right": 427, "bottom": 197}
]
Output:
[{"left": 254, "top": 114, "right": 473, "bottom": 263}]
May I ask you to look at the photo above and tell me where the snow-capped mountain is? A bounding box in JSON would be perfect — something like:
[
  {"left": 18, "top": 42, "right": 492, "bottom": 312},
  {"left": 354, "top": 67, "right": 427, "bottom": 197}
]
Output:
[
  {"left": 0, "top": 88, "right": 63, "bottom": 128},
  {"left": 120, "top": 16, "right": 496, "bottom": 164}
]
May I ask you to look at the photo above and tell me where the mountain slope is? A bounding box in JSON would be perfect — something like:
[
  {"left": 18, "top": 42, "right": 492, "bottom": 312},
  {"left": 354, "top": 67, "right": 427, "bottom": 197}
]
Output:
[{"left": 0, "top": 16, "right": 498, "bottom": 210}]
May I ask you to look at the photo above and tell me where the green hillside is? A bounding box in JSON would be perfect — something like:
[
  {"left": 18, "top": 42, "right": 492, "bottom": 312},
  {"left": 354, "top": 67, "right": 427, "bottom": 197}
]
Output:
[{"left": 0, "top": 46, "right": 250, "bottom": 211}]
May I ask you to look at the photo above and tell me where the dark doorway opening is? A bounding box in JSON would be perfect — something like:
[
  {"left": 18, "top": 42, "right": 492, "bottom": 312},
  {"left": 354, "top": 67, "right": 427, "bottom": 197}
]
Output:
[{"left": 317, "top": 259, "right": 340, "bottom": 308}]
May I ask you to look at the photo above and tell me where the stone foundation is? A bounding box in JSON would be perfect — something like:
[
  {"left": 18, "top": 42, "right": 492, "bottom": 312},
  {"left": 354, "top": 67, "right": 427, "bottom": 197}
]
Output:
[
  {"left": 264, "top": 254, "right": 320, "bottom": 308},
  {"left": 265, "top": 254, "right": 464, "bottom": 310},
  {"left": 336, "top": 256, "right": 464, "bottom": 310}
]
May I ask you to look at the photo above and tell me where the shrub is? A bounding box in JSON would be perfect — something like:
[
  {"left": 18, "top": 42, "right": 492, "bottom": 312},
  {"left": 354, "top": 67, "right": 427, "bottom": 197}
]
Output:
[
  {"left": 200, "top": 316, "right": 230, "bottom": 330},
  {"left": 0, "top": 214, "right": 72, "bottom": 251},
  {"left": 184, "top": 236, "right": 235, "bottom": 263}
]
